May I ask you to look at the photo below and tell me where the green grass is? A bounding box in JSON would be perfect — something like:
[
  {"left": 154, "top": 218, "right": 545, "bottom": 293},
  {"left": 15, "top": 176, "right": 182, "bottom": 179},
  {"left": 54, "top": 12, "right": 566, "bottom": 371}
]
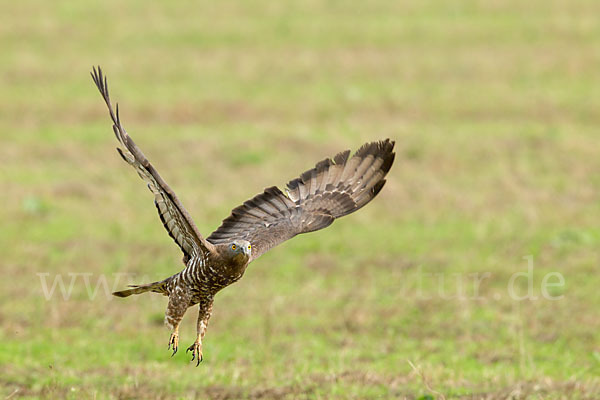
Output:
[{"left": 2, "top": 0, "right": 600, "bottom": 398}]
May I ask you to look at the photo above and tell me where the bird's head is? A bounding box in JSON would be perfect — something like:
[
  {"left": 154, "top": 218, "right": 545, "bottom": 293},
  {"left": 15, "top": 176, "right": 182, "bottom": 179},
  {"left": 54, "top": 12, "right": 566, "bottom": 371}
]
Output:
[{"left": 225, "top": 239, "right": 252, "bottom": 264}]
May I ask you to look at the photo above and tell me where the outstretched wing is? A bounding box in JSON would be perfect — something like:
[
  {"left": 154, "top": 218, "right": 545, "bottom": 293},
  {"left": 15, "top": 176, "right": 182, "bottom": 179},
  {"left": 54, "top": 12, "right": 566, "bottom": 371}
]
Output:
[
  {"left": 91, "top": 66, "right": 214, "bottom": 263},
  {"left": 207, "top": 139, "right": 395, "bottom": 261}
]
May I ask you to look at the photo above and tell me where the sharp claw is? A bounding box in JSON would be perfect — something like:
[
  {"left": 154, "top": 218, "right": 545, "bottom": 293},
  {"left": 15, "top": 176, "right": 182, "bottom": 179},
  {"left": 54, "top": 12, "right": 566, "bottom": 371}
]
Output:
[
  {"left": 186, "top": 343, "right": 202, "bottom": 365},
  {"left": 168, "top": 333, "right": 179, "bottom": 356}
]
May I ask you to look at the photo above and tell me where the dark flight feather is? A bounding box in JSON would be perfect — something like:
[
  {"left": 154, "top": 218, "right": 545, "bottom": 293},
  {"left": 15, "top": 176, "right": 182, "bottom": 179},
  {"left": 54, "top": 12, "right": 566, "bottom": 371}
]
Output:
[
  {"left": 91, "top": 66, "right": 215, "bottom": 263},
  {"left": 208, "top": 139, "right": 395, "bottom": 261}
]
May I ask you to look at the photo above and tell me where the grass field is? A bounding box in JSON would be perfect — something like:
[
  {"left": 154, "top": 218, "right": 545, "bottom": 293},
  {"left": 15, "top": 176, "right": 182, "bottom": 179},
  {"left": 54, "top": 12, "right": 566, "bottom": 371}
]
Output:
[{"left": 2, "top": 0, "right": 600, "bottom": 398}]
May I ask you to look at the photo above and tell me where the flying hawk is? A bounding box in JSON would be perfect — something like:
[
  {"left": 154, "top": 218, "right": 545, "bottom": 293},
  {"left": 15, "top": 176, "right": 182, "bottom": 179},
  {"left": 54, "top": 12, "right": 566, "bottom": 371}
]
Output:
[{"left": 91, "top": 67, "right": 395, "bottom": 365}]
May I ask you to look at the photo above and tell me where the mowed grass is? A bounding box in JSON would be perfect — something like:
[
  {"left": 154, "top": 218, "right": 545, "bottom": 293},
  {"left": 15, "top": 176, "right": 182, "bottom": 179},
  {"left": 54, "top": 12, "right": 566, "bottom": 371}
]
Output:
[{"left": 1, "top": 0, "right": 600, "bottom": 398}]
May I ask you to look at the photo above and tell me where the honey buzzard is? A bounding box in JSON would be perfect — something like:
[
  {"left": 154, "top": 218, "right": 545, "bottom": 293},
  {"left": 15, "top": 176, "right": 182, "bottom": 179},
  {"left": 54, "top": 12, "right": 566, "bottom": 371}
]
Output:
[{"left": 91, "top": 67, "right": 395, "bottom": 365}]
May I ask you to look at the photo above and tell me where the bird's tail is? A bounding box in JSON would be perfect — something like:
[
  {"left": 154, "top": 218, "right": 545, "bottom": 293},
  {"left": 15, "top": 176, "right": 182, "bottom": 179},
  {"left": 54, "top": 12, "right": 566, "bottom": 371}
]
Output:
[{"left": 112, "top": 280, "right": 168, "bottom": 297}]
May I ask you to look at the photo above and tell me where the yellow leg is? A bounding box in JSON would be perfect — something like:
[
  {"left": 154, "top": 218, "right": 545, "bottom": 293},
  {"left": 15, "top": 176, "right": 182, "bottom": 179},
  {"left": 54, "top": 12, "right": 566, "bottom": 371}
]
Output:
[
  {"left": 186, "top": 301, "right": 212, "bottom": 366},
  {"left": 165, "top": 288, "right": 191, "bottom": 358},
  {"left": 168, "top": 324, "right": 179, "bottom": 356},
  {"left": 186, "top": 333, "right": 203, "bottom": 366}
]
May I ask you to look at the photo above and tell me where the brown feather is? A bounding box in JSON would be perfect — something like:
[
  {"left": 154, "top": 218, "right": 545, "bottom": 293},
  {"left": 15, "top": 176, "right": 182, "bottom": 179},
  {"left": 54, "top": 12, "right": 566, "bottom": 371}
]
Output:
[
  {"left": 91, "top": 66, "right": 215, "bottom": 263},
  {"left": 208, "top": 139, "right": 395, "bottom": 261}
]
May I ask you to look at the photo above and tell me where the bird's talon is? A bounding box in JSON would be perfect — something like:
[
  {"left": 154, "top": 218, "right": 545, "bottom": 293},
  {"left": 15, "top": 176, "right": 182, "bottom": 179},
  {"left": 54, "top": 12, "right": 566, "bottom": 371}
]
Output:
[
  {"left": 168, "top": 332, "right": 179, "bottom": 357},
  {"left": 186, "top": 342, "right": 203, "bottom": 366}
]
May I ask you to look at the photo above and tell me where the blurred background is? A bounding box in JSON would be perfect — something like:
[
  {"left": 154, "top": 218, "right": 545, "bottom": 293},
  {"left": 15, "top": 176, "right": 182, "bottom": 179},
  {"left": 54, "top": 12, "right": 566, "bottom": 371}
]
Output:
[{"left": 1, "top": 0, "right": 599, "bottom": 398}]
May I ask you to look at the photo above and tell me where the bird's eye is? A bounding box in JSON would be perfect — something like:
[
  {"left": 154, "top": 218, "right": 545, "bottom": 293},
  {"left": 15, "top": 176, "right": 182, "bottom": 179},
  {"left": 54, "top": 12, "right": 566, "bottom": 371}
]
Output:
[
  {"left": 231, "top": 244, "right": 236, "bottom": 250},
  {"left": 248, "top": 244, "right": 251, "bottom": 249}
]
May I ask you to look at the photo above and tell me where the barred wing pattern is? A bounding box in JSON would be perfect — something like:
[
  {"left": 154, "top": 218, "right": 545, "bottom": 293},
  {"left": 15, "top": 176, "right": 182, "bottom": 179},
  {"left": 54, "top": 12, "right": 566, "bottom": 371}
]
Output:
[
  {"left": 207, "top": 140, "right": 395, "bottom": 261},
  {"left": 91, "top": 67, "right": 214, "bottom": 263}
]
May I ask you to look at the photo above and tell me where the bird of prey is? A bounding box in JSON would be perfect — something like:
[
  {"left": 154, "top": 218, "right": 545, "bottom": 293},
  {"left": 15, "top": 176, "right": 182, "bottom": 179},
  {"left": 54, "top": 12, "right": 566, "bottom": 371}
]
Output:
[{"left": 91, "top": 66, "right": 395, "bottom": 365}]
